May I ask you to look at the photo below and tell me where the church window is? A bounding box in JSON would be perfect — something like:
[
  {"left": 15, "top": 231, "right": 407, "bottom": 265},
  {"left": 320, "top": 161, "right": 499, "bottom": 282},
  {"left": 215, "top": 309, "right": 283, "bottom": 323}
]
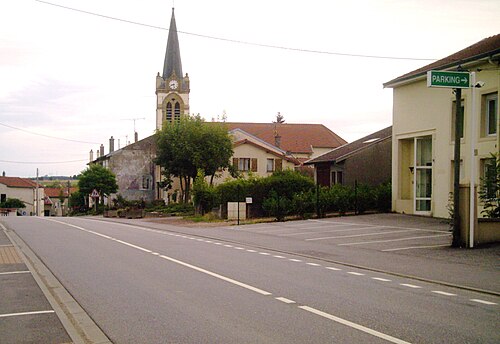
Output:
[
  {"left": 174, "top": 102, "right": 181, "bottom": 122},
  {"left": 166, "top": 102, "right": 172, "bottom": 122}
]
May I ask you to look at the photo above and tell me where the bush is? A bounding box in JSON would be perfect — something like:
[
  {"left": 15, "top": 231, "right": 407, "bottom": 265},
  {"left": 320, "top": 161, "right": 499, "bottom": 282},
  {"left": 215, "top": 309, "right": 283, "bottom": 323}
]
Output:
[
  {"left": 291, "top": 190, "right": 315, "bottom": 219},
  {"left": 262, "top": 191, "right": 292, "bottom": 221},
  {"left": 0, "top": 198, "right": 25, "bottom": 209},
  {"left": 192, "top": 171, "right": 218, "bottom": 215}
]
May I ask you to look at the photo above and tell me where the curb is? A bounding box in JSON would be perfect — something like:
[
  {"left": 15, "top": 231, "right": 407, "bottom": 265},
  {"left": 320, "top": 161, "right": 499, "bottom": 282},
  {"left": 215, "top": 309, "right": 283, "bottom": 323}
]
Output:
[{"left": 1, "top": 223, "right": 112, "bottom": 344}]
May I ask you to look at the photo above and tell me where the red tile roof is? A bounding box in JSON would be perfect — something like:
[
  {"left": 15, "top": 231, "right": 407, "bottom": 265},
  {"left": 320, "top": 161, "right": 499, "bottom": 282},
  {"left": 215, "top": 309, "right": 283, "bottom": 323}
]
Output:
[
  {"left": 224, "top": 122, "right": 347, "bottom": 154},
  {"left": 44, "top": 187, "right": 78, "bottom": 198},
  {"left": 0, "top": 176, "right": 41, "bottom": 188},
  {"left": 384, "top": 34, "right": 500, "bottom": 87}
]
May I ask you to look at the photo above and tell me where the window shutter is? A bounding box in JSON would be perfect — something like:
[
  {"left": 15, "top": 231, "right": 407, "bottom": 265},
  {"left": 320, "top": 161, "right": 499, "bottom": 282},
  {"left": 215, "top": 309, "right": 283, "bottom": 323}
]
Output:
[
  {"left": 275, "top": 158, "right": 283, "bottom": 171},
  {"left": 251, "top": 158, "right": 258, "bottom": 172},
  {"left": 233, "top": 158, "right": 239, "bottom": 170}
]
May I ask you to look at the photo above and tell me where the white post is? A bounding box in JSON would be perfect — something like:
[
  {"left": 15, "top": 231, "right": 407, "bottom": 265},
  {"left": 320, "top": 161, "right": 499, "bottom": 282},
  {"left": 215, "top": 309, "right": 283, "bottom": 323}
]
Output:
[{"left": 469, "top": 72, "right": 476, "bottom": 248}]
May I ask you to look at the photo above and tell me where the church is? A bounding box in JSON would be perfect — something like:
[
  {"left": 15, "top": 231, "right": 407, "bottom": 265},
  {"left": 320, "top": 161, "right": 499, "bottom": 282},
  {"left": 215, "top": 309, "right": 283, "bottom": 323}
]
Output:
[{"left": 90, "top": 9, "right": 346, "bottom": 203}]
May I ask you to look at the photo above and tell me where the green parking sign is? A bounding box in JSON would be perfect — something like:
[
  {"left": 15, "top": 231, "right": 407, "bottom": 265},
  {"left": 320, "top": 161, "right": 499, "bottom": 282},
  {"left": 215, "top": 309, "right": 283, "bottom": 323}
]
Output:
[{"left": 427, "top": 70, "right": 470, "bottom": 88}]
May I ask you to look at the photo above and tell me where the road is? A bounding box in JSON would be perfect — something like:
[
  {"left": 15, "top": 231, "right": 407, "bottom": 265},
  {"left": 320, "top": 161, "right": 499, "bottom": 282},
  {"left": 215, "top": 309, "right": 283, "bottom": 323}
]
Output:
[{"left": 2, "top": 216, "right": 499, "bottom": 343}]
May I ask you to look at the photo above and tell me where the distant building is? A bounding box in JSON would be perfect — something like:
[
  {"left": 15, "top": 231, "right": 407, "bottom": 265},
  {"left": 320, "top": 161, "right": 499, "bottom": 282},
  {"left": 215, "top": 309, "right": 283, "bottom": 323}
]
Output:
[
  {"left": 44, "top": 187, "right": 77, "bottom": 216},
  {"left": 305, "top": 126, "right": 392, "bottom": 187},
  {"left": 384, "top": 34, "right": 499, "bottom": 217},
  {"left": 0, "top": 176, "right": 45, "bottom": 216}
]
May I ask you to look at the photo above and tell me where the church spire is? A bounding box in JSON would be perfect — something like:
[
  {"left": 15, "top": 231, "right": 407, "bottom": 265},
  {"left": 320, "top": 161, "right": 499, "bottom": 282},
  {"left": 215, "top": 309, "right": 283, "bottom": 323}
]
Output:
[{"left": 162, "top": 8, "right": 183, "bottom": 79}]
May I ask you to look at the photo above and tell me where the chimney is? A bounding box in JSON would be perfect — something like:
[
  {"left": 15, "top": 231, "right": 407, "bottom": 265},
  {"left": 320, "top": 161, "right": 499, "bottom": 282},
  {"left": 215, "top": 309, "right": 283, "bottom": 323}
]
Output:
[
  {"left": 134, "top": 132, "right": 138, "bottom": 143},
  {"left": 274, "top": 134, "right": 281, "bottom": 148},
  {"left": 100, "top": 144, "right": 105, "bottom": 157},
  {"left": 109, "top": 136, "right": 115, "bottom": 153},
  {"left": 96, "top": 149, "right": 100, "bottom": 158},
  {"left": 118, "top": 139, "right": 121, "bottom": 150},
  {"left": 2, "top": 171, "right": 5, "bottom": 177},
  {"left": 89, "top": 149, "right": 94, "bottom": 162}
]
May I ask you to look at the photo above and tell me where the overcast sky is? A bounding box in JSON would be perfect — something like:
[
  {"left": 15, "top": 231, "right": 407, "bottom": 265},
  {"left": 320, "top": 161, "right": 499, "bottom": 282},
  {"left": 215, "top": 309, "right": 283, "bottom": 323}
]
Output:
[{"left": 1, "top": 0, "right": 499, "bottom": 177}]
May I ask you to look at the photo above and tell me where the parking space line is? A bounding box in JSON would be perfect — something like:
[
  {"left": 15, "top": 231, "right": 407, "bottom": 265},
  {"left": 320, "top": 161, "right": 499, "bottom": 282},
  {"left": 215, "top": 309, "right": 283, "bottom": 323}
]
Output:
[
  {"left": 338, "top": 234, "right": 451, "bottom": 246},
  {"left": 309, "top": 220, "right": 448, "bottom": 234},
  {"left": 281, "top": 226, "right": 385, "bottom": 237},
  {"left": 381, "top": 244, "right": 450, "bottom": 252},
  {"left": 0, "top": 270, "right": 31, "bottom": 276},
  {"left": 0, "top": 310, "right": 55, "bottom": 318},
  {"left": 306, "top": 229, "right": 418, "bottom": 241}
]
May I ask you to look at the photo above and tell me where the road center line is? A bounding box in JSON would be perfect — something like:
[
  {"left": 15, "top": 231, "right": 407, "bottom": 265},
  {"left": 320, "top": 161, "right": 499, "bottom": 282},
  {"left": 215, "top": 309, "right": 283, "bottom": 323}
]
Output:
[
  {"left": 400, "top": 283, "right": 422, "bottom": 289},
  {"left": 431, "top": 291, "right": 456, "bottom": 296},
  {"left": 275, "top": 297, "right": 296, "bottom": 304},
  {"left": 299, "top": 306, "right": 411, "bottom": 344},
  {"left": 470, "top": 299, "right": 497, "bottom": 305},
  {"left": 372, "top": 277, "right": 392, "bottom": 282}
]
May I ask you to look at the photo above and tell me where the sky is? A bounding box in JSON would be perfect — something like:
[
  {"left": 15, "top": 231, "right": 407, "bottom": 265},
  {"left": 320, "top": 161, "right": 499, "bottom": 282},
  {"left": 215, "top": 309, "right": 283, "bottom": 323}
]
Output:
[{"left": 1, "top": 0, "right": 499, "bottom": 178}]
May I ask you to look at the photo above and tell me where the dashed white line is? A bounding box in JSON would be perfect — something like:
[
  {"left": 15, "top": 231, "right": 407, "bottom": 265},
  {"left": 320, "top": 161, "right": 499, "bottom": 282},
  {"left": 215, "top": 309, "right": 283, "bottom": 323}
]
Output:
[
  {"left": 372, "top": 277, "right": 391, "bottom": 282},
  {"left": 289, "top": 259, "right": 302, "bottom": 262},
  {"left": 326, "top": 267, "right": 342, "bottom": 271},
  {"left": 431, "top": 291, "right": 456, "bottom": 296},
  {"left": 470, "top": 299, "right": 497, "bottom": 305},
  {"left": 400, "top": 283, "right": 422, "bottom": 289},
  {"left": 259, "top": 252, "right": 271, "bottom": 256},
  {"left": 275, "top": 297, "right": 296, "bottom": 304},
  {"left": 246, "top": 249, "right": 257, "bottom": 253},
  {"left": 299, "top": 306, "right": 411, "bottom": 344},
  {"left": 224, "top": 244, "right": 233, "bottom": 248},
  {"left": 347, "top": 272, "right": 365, "bottom": 276},
  {"left": 234, "top": 247, "right": 244, "bottom": 250},
  {"left": 214, "top": 243, "right": 223, "bottom": 245},
  {"left": 306, "top": 263, "right": 321, "bottom": 267},
  {"left": 273, "top": 255, "right": 286, "bottom": 259}
]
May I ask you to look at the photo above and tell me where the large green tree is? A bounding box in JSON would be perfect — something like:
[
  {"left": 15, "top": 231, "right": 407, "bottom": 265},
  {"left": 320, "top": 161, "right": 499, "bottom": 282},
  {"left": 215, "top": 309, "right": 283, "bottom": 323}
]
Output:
[
  {"left": 155, "top": 115, "right": 233, "bottom": 203},
  {"left": 77, "top": 164, "right": 118, "bottom": 205}
]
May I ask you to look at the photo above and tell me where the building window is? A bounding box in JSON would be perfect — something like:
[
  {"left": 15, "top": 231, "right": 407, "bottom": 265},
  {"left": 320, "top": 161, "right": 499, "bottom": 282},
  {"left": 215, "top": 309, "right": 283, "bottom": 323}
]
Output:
[
  {"left": 141, "top": 175, "right": 152, "bottom": 190},
  {"left": 483, "top": 93, "right": 497, "bottom": 137},
  {"left": 267, "top": 159, "right": 274, "bottom": 172},
  {"left": 451, "top": 100, "right": 464, "bottom": 141},
  {"left": 481, "top": 158, "right": 497, "bottom": 199},
  {"left": 1, "top": 194, "right": 6, "bottom": 203},
  {"left": 166, "top": 102, "right": 172, "bottom": 122},
  {"left": 233, "top": 158, "right": 257, "bottom": 172},
  {"left": 174, "top": 102, "right": 181, "bottom": 122},
  {"left": 331, "top": 171, "right": 343, "bottom": 185}
]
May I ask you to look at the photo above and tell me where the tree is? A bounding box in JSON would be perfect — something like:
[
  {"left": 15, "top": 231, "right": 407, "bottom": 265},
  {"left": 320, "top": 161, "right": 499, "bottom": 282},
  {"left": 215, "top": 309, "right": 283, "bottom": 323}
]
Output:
[
  {"left": 77, "top": 164, "right": 118, "bottom": 205},
  {"left": 155, "top": 115, "right": 233, "bottom": 203},
  {"left": 0, "top": 198, "right": 25, "bottom": 209}
]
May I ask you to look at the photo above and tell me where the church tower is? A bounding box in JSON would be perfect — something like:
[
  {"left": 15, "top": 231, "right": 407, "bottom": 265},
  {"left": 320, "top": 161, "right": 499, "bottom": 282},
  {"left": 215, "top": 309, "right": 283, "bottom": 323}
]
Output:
[{"left": 156, "top": 8, "right": 190, "bottom": 130}]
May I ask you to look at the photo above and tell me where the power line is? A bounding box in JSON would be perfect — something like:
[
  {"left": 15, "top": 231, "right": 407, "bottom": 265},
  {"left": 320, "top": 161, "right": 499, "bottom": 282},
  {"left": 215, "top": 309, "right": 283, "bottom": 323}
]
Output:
[
  {"left": 0, "top": 122, "right": 101, "bottom": 144},
  {"left": 0, "top": 159, "right": 88, "bottom": 165},
  {"left": 35, "top": 0, "right": 438, "bottom": 62}
]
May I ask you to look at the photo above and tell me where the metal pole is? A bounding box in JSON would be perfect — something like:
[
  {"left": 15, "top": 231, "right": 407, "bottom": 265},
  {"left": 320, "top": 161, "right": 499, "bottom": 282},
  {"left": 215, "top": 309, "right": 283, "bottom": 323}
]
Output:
[
  {"left": 237, "top": 185, "right": 240, "bottom": 226},
  {"left": 469, "top": 72, "right": 477, "bottom": 248},
  {"left": 452, "top": 88, "right": 462, "bottom": 247},
  {"left": 36, "top": 168, "right": 39, "bottom": 216}
]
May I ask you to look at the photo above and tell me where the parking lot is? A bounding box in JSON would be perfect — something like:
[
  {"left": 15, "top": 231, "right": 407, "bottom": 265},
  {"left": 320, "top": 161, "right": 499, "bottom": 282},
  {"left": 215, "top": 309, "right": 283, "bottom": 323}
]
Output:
[{"left": 232, "top": 214, "right": 452, "bottom": 252}]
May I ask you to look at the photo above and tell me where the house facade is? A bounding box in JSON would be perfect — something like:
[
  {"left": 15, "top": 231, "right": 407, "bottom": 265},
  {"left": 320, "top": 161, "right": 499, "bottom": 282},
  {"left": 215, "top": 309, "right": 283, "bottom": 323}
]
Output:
[
  {"left": 305, "top": 126, "right": 392, "bottom": 188},
  {"left": 384, "top": 34, "right": 499, "bottom": 218},
  {"left": 44, "top": 187, "right": 77, "bottom": 216},
  {"left": 0, "top": 176, "right": 45, "bottom": 216}
]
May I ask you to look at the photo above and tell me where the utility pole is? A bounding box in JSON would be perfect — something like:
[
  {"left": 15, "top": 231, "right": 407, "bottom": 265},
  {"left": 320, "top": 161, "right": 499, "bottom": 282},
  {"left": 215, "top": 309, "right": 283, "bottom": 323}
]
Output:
[{"left": 452, "top": 87, "right": 462, "bottom": 247}]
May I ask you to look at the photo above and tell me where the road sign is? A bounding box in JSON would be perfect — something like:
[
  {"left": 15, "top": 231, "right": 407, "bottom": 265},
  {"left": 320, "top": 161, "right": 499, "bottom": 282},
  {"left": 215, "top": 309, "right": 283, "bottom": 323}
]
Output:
[
  {"left": 91, "top": 189, "right": 99, "bottom": 198},
  {"left": 427, "top": 70, "right": 470, "bottom": 88}
]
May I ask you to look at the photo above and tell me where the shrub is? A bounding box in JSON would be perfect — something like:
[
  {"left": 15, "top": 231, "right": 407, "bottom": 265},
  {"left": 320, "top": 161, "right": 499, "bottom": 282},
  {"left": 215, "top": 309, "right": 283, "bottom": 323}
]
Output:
[
  {"left": 193, "top": 170, "right": 218, "bottom": 215},
  {"left": 262, "top": 191, "right": 292, "bottom": 221}
]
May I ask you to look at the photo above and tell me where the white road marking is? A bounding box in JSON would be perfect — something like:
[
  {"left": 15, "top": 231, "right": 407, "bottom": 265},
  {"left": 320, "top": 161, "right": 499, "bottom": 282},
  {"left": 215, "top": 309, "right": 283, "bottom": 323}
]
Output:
[
  {"left": 152, "top": 252, "right": 160, "bottom": 256},
  {"left": 306, "top": 263, "right": 321, "bottom": 266},
  {"left": 275, "top": 297, "right": 296, "bottom": 304},
  {"left": 326, "top": 267, "right": 342, "bottom": 271},
  {"left": 347, "top": 272, "right": 365, "bottom": 276},
  {"left": 115, "top": 239, "right": 152, "bottom": 253},
  {"left": 289, "top": 259, "right": 302, "bottom": 262},
  {"left": 299, "top": 306, "right": 411, "bottom": 344},
  {"left": 308, "top": 219, "right": 447, "bottom": 233},
  {"left": 431, "top": 291, "right": 456, "bottom": 296},
  {"left": 246, "top": 249, "right": 257, "bottom": 253},
  {"left": 0, "top": 270, "right": 31, "bottom": 276},
  {"left": 205, "top": 240, "right": 213, "bottom": 243},
  {"left": 282, "top": 226, "right": 383, "bottom": 236},
  {"left": 259, "top": 252, "right": 271, "bottom": 256},
  {"left": 224, "top": 244, "right": 233, "bottom": 248},
  {"left": 338, "top": 234, "right": 451, "bottom": 246},
  {"left": 214, "top": 242, "right": 223, "bottom": 245},
  {"left": 306, "top": 229, "right": 420, "bottom": 241},
  {"left": 234, "top": 247, "right": 244, "bottom": 250},
  {"left": 0, "top": 310, "right": 55, "bottom": 318},
  {"left": 400, "top": 283, "right": 422, "bottom": 289},
  {"left": 470, "top": 299, "right": 497, "bottom": 305},
  {"left": 0, "top": 244, "right": 14, "bottom": 247},
  {"left": 372, "top": 277, "right": 391, "bottom": 282},
  {"left": 273, "top": 255, "right": 286, "bottom": 258},
  {"left": 382, "top": 244, "right": 450, "bottom": 252}
]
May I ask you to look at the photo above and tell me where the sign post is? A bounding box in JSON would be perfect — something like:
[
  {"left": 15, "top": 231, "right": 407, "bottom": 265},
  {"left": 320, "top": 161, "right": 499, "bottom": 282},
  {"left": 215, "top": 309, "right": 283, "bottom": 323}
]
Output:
[
  {"left": 91, "top": 189, "right": 99, "bottom": 212},
  {"left": 427, "top": 70, "right": 478, "bottom": 248}
]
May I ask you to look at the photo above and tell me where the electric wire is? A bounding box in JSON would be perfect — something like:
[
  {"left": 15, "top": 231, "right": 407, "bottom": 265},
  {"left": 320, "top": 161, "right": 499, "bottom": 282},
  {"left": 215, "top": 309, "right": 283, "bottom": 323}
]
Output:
[
  {"left": 0, "top": 122, "right": 101, "bottom": 144},
  {"left": 35, "top": 0, "right": 438, "bottom": 62}
]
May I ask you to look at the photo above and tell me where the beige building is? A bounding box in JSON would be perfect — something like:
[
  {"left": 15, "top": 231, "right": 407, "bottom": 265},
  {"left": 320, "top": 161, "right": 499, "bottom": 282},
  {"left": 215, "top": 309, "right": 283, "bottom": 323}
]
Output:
[
  {"left": 384, "top": 34, "right": 499, "bottom": 218},
  {"left": 0, "top": 176, "right": 45, "bottom": 216}
]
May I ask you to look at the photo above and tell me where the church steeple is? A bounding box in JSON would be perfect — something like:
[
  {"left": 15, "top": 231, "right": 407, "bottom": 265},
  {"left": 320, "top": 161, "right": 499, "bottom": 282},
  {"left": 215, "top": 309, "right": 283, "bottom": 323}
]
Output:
[
  {"left": 156, "top": 8, "right": 189, "bottom": 130},
  {"left": 162, "top": 8, "right": 183, "bottom": 79}
]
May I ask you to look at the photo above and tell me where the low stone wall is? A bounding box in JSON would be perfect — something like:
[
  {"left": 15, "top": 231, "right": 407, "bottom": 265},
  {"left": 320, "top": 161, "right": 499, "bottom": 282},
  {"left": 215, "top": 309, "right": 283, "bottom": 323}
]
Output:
[{"left": 477, "top": 218, "right": 500, "bottom": 245}]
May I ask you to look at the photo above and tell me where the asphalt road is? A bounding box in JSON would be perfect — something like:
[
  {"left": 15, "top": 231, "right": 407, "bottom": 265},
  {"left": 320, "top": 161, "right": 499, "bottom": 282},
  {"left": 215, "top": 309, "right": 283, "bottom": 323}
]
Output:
[{"left": 2, "top": 216, "right": 499, "bottom": 343}]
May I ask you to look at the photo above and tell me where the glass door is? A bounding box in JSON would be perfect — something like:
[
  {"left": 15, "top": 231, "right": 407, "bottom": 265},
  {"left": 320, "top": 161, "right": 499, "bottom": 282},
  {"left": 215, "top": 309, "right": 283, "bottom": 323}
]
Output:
[{"left": 414, "top": 136, "right": 432, "bottom": 214}]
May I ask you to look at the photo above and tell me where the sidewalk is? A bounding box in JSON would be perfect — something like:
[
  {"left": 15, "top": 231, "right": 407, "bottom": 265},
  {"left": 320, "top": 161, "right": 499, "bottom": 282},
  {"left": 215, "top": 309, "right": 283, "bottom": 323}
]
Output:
[{"left": 0, "top": 226, "right": 72, "bottom": 344}]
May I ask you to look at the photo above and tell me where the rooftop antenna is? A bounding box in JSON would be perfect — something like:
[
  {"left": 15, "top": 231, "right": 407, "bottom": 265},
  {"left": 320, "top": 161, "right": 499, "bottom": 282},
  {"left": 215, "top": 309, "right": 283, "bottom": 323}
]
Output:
[{"left": 121, "top": 117, "right": 146, "bottom": 136}]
